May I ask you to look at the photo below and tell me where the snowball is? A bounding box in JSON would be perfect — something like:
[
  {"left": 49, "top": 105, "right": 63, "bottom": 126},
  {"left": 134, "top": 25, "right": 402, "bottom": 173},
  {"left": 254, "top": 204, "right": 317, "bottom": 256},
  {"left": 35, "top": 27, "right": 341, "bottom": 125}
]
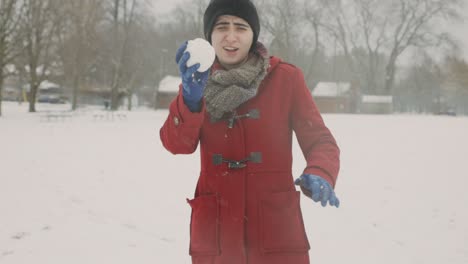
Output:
[{"left": 185, "top": 38, "right": 216, "bottom": 72}]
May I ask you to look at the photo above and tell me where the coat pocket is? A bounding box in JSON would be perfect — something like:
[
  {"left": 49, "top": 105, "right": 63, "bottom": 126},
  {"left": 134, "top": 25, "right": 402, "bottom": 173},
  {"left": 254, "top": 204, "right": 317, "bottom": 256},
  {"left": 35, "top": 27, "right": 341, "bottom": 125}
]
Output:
[
  {"left": 187, "top": 194, "right": 220, "bottom": 256},
  {"left": 259, "top": 191, "right": 310, "bottom": 254}
]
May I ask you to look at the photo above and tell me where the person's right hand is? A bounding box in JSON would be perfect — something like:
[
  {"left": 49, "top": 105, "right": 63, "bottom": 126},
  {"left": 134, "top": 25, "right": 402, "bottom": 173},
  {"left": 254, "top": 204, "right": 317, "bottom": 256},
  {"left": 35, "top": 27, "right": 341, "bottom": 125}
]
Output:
[{"left": 175, "top": 42, "right": 210, "bottom": 112}]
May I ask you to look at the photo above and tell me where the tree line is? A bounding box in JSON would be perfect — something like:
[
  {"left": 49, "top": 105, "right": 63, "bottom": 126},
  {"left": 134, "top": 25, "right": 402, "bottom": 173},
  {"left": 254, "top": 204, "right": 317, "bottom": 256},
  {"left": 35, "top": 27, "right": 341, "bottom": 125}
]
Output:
[{"left": 1, "top": 0, "right": 467, "bottom": 116}]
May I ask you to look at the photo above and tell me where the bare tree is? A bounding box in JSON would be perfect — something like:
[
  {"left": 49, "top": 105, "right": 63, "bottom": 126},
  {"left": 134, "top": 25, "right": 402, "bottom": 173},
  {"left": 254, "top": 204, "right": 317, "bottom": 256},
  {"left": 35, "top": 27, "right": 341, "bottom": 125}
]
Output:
[
  {"left": 109, "top": 0, "right": 170, "bottom": 110},
  {"left": 106, "top": 0, "right": 139, "bottom": 110},
  {"left": 355, "top": 0, "right": 388, "bottom": 93},
  {"left": 316, "top": 0, "right": 388, "bottom": 93},
  {"left": 170, "top": 0, "right": 208, "bottom": 36},
  {"left": 58, "top": 0, "right": 103, "bottom": 110},
  {"left": 256, "top": 0, "right": 303, "bottom": 62},
  {"left": 160, "top": 0, "right": 209, "bottom": 62},
  {"left": 120, "top": 21, "right": 145, "bottom": 111},
  {"left": 318, "top": 0, "right": 462, "bottom": 94},
  {"left": 0, "top": 0, "right": 22, "bottom": 116},
  {"left": 302, "top": 0, "right": 330, "bottom": 85},
  {"left": 444, "top": 57, "right": 468, "bottom": 93},
  {"left": 255, "top": 0, "right": 332, "bottom": 88},
  {"left": 316, "top": 0, "right": 358, "bottom": 78},
  {"left": 397, "top": 53, "right": 443, "bottom": 113},
  {"left": 150, "top": 0, "right": 208, "bottom": 109},
  {"left": 383, "top": 0, "right": 462, "bottom": 92},
  {"left": 442, "top": 56, "right": 468, "bottom": 114},
  {"left": 18, "top": 0, "right": 63, "bottom": 112}
]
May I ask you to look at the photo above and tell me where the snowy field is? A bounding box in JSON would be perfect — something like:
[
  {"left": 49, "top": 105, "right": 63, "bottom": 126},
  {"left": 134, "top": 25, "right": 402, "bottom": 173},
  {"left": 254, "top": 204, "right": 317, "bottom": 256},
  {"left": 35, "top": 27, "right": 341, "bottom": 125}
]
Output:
[{"left": 1, "top": 101, "right": 467, "bottom": 264}]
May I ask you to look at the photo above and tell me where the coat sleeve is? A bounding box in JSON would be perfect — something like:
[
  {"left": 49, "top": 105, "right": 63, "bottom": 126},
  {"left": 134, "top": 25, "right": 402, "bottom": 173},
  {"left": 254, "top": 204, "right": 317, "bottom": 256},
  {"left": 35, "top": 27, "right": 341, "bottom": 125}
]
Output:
[
  {"left": 159, "top": 85, "right": 206, "bottom": 154},
  {"left": 290, "top": 68, "right": 340, "bottom": 188}
]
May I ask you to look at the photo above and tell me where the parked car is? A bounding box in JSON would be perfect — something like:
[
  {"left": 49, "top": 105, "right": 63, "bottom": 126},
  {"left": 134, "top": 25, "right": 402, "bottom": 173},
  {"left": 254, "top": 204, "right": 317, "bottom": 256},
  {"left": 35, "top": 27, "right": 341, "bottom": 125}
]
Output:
[
  {"left": 437, "top": 110, "right": 456, "bottom": 116},
  {"left": 37, "top": 94, "right": 68, "bottom": 104}
]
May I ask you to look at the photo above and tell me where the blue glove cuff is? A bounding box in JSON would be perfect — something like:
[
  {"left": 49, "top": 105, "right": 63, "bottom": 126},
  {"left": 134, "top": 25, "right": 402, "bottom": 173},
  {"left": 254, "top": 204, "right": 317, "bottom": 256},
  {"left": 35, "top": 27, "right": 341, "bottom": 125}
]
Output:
[{"left": 183, "top": 97, "right": 202, "bottom": 112}]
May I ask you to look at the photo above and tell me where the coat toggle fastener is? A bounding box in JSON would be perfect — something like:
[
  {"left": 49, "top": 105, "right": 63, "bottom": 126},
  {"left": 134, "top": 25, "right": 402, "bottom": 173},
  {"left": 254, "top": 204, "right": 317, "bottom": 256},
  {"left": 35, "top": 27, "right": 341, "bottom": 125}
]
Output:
[
  {"left": 212, "top": 152, "right": 262, "bottom": 169},
  {"left": 227, "top": 109, "right": 260, "bottom": 128}
]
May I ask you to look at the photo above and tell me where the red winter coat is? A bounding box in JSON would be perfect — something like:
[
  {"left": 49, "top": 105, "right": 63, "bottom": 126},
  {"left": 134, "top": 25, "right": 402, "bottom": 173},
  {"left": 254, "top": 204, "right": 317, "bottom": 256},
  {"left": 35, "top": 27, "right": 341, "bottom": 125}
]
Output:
[{"left": 160, "top": 55, "right": 340, "bottom": 264}]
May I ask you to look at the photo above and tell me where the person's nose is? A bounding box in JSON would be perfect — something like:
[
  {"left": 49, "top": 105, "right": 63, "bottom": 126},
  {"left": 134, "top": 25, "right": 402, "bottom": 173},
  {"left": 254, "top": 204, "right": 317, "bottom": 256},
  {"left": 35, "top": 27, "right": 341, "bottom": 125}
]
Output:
[{"left": 225, "top": 28, "right": 237, "bottom": 43}]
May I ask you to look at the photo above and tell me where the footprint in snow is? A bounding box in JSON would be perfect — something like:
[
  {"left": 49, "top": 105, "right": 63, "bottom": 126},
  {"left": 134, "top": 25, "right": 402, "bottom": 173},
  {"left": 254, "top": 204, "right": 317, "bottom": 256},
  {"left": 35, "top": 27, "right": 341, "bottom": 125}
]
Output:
[
  {"left": 1, "top": 250, "right": 14, "bottom": 258},
  {"left": 11, "top": 232, "right": 29, "bottom": 240}
]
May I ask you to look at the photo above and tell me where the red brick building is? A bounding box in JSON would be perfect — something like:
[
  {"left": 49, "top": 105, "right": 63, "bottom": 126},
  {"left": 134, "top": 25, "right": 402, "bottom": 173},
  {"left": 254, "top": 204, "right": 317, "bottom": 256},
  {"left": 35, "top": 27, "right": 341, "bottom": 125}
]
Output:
[
  {"left": 312, "top": 82, "right": 357, "bottom": 113},
  {"left": 156, "top": 75, "right": 181, "bottom": 109}
]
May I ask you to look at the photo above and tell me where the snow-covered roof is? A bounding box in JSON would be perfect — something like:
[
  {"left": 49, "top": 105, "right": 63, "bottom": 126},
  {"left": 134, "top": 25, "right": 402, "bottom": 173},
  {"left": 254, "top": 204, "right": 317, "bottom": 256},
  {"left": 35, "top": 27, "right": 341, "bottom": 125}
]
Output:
[
  {"left": 362, "top": 95, "right": 393, "bottom": 104},
  {"left": 312, "top": 82, "right": 351, "bottom": 97},
  {"left": 4, "top": 86, "right": 17, "bottom": 93},
  {"left": 39, "top": 80, "right": 60, "bottom": 90},
  {"left": 158, "top": 75, "right": 181, "bottom": 93},
  {"left": 25, "top": 65, "right": 51, "bottom": 75},
  {"left": 23, "top": 80, "right": 61, "bottom": 92},
  {"left": 5, "top": 64, "right": 16, "bottom": 74}
]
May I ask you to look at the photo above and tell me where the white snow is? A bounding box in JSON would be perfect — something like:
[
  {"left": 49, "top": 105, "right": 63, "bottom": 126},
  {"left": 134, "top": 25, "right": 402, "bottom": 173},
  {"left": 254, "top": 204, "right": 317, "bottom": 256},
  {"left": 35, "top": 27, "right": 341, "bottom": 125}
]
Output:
[
  {"left": 4, "top": 64, "right": 16, "bottom": 74},
  {"left": 185, "top": 38, "right": 216, "bottom": 72},
  {"left": 313, "top": 82, "right": 351, "bottom": 97},
  {"left": 22, "top": 81, "right": 61, "bottom": 93},
  {"left": 158, "top": 75, "right": 181, "bottom": 93},
  {"left": 362, "top": 95, "right": 393, "bottom": 104},
  {"left": 38, "top": 81, "right": 61, "bottom": 90},
  {"left": 1, "top": 101, "right": 467, "bottom": 264}
]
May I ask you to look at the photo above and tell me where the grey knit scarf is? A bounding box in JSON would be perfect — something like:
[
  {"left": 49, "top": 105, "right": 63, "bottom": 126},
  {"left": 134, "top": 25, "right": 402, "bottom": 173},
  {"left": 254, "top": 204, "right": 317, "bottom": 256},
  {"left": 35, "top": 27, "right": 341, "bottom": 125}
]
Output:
[{"left": 204, "top": 51, "right": 270, "bottom": 121}]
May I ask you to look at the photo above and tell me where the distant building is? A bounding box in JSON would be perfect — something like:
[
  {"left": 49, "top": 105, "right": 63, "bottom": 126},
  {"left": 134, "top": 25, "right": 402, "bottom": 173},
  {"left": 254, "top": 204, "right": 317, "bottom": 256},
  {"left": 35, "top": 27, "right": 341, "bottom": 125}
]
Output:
[
  {"left": 2, "top": 66, "right": 22, "bottom": 101},
  {"left": 312, "top": 82, "right": 358, "bottom": 113},
  {"left": 157, "top": 75, "right": 181, "bottom": 109},
  {"left": 2, "top": 86, "right": 20, "bottom": 101},
  {"left": 359, "top": 95, "right": 393, "bottom": 114},
  {"left": 79, "top": 86, "right": 111, "bottom": 106}
]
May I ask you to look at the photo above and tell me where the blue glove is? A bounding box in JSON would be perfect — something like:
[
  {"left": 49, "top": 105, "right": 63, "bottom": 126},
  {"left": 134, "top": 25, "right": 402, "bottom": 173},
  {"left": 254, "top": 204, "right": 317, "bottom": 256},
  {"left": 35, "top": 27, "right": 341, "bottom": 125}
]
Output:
[
  {"left": 294, "top": 174, "right": 340, "bottom": 208},
  {"left": 175, "top": 41, "right": 210, "bottom": 112}
]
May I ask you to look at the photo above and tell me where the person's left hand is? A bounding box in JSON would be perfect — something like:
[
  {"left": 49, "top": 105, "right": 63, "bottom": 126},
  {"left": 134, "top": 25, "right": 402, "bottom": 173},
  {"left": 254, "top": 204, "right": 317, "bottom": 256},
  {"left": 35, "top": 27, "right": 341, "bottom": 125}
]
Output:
[{"left": 294, "top": 174, "right": 340, "bottom": 208}]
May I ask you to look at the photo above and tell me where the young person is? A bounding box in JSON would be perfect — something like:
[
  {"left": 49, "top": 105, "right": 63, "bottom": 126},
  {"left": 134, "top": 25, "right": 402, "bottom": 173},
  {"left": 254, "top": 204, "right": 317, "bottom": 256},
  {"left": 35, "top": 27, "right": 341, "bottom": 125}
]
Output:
[{"left": 160, "top": 0, "right": 340, "bottom": 263}]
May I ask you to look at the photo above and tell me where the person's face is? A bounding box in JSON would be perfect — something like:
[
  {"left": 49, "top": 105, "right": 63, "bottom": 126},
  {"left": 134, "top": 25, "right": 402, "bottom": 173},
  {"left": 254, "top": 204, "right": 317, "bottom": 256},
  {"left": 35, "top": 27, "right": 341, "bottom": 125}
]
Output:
[{"left": 211, "top": 15, "right": 254, "bottom": 70}]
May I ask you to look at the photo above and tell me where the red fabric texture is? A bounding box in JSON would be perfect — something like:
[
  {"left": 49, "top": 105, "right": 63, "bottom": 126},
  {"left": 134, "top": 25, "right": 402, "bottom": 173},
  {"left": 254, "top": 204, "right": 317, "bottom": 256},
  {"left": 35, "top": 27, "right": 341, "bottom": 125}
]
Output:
[{"left": 160, "top": 55, "right": 340, "bottom": 264}]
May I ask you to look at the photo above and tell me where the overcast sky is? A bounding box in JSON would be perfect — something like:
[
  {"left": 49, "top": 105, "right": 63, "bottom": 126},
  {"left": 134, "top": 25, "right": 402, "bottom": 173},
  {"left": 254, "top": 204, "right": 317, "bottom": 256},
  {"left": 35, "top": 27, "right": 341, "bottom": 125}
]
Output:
[
  {"left": 149, "top": 0, "right": 185, "bottom": 15},
  {"left": 149, "top": 0, "right": 468, "bottom": 60}
]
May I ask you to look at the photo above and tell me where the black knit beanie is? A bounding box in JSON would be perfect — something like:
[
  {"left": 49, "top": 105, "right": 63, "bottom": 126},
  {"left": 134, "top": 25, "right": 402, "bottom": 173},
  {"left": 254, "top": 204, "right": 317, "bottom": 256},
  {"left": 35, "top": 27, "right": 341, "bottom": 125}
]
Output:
[{"left": 203, "top": 0, "right": 260, "bottom": 51}]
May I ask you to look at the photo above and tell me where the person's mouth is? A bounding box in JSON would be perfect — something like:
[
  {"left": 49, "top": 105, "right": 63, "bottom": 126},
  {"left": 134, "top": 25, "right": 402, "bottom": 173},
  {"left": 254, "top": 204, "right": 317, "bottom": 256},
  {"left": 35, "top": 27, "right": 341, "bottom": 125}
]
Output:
[{"left": 224, "top": 47, "right": 239, "bottom": 52}]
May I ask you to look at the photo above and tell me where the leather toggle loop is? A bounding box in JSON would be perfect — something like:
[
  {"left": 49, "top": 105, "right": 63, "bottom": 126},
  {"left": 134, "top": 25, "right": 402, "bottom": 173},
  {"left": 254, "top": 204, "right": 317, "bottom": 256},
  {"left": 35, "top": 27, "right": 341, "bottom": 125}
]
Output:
[
  {"left": 227, "top": 109, "right": 260, "bottom": 128},
  {"left": 212, "top": 152, "right": 262, "bottom": 169}
]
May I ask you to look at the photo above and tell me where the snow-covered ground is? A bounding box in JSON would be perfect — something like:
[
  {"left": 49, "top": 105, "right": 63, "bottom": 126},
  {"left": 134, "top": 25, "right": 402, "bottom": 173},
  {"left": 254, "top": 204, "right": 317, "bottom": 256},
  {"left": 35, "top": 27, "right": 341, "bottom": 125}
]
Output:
[{"left": 1, "top": 101, "right": 467, "bottom": 264}]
